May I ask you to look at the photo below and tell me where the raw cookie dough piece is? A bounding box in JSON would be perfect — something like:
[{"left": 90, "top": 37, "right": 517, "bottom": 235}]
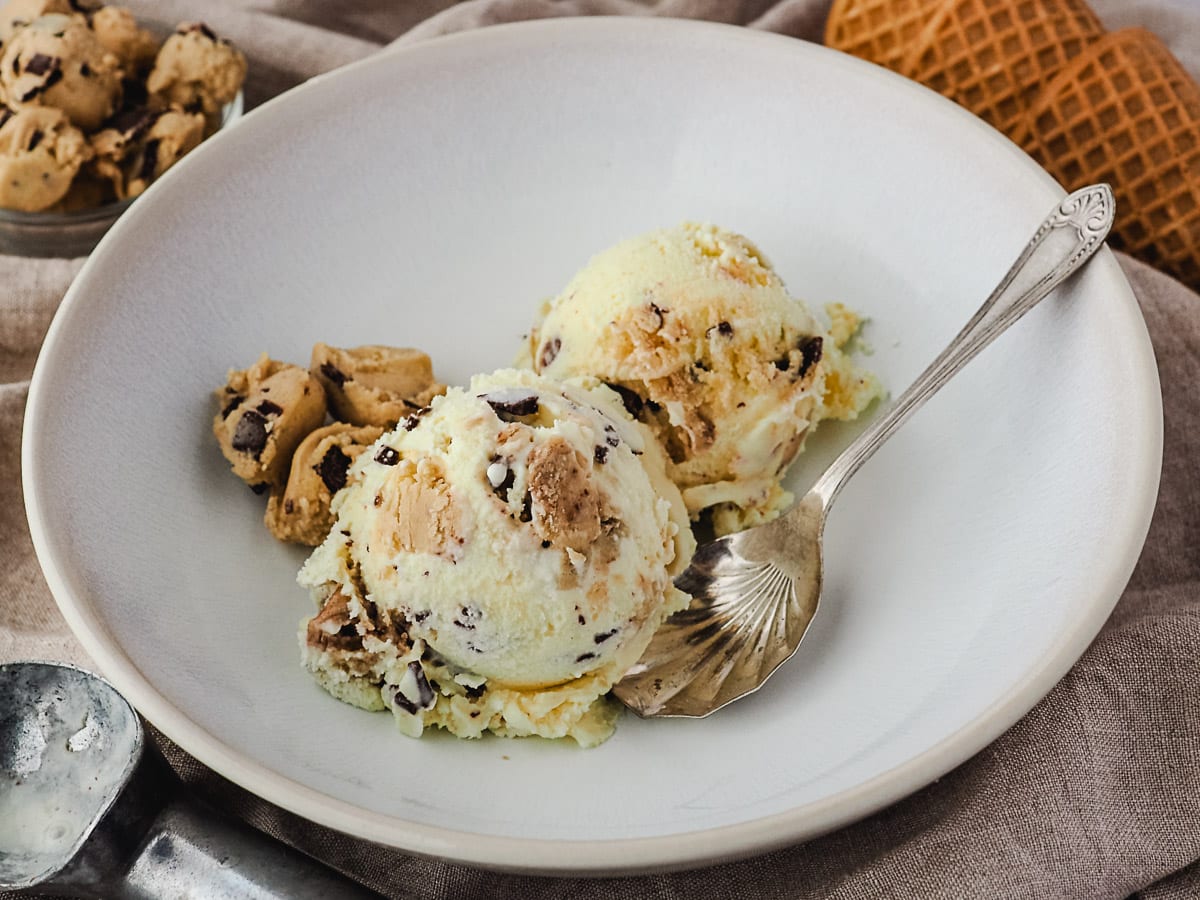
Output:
[
  {"left": 310, "top": 344, "right": 446, "bottom": 428},
  {"left": 265, "top": 422, "right": 383, "bottom": 546},
  {"left": 146, "top": 22, "right": 245, "bottom": 117},
  {"left": 90, "top": 105, "right": 202, "bottom": 198},
  {"left": 0, "top": 106, "right": 87, "bottom": 211},
  {"left": 213, "top": 354, "right": 327, "bottom": 491},
  {"left": 90, "top": 6, "right": 157, "bottom": 75},
  {"left": 0, "top": 13, "right": 122, "bottom": 131},
  {"left": 0, "top": 0, "right": 70, "bottom": 46}
]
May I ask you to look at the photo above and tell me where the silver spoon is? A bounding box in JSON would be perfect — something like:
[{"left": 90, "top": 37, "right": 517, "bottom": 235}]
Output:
[{"left": 613, "top": 183, "right": 1116, "bottom": 718}]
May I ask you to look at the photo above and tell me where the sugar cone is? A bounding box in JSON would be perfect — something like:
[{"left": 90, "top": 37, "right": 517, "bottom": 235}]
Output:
[
  {"left": 1017, "top": 28, "right": 1200, "bottom": 289},
  {"left": 825, "top": 0, "right": 947, "bottom": 74},
  {"left": 900, "top": 0, "right": 1104, "bottom": 138}
]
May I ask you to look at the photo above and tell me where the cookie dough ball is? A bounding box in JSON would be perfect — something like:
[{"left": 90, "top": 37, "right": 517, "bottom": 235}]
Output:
[
  {"left": 0, "top": 0, "right": 70, "bottom": 46},
  {"left": 213, "top": 354, "right": 327, "bottom": 491},
  {"left": 0, "top": 13, "right": 122, "bottom": 131},
  {"left": 91, "top": 6, "right": 158, "bottom": 75},
  {"left": 90, "top": 105, "right": 202, "bottom": 199},
  {"left": 0, "top": 106, "right": 87, "bottom": 211},
  {"left": 310, "top": 344, "right": 446, "bottom": 428},
  {"left": 146, "top": 22, "right": 245, "bottom": 117},
  {"left": 265, "top": 423, "right": 384, "bottom": 546}
]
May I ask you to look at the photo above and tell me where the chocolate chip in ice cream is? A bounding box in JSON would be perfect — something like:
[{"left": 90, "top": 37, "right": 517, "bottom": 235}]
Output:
[
  {"left": 603, "top": 382, "right": 644, "bottom": 418},
  {"left": 593, "top": 445, "right": 608, "bottom": 464},
  {"left": 594, "top": 629, "right": 618, "bottom": 644},
  {"left": 389, "top": 661, "right": 435, "bottom": 715},
  {"left": 706, "top": 320, "right": 734, "bottom": 338},
  {"left": 231, "top": 409, "right": 268, "bottom": 457},
  {"left": 538, "top": 336, "right": 561, "bottom": 369},
  {"left": 796, "top": 335, "right": 824, "bottom": 379},
  {"left": 374, "top": 446, "right": 399, "bottom": 466},
  {"left": 483, "top": 389, "right": 539, "bottom": 420}
]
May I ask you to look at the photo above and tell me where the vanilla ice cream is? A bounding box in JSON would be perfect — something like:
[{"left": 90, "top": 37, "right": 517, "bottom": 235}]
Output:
[
  {"left": 526, "top": 222, "right": 880, "bottom": 533},
  {"left": 298, "top": 368, "right": 695, "bottom": 746}
]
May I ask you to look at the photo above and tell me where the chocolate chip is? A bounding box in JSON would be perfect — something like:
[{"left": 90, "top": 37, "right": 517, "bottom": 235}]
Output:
[
  {"left": 464, "top": 682, "right": 486, "bottom": 699},
  {"left": 256, "top": 400, "right": 283, "bottom": 417},
  {"left": 402, "top": 407, "right": 429, "bottom": 431},
  {"left": 796, "top": 335, "right": 824, "bottom": 379},
  {"left": 773, "top": 356, "right": 791, "bottom": 372},
  {"left": 283, "top": 499, "right": 294, "bottom": 514},
  {"left": 594, "top": 629, "right": 618, "bottom": 643},
  {"left": 399, "top": 662, "right": 436, "bottom": 712},
  {"left": 594, "top": 445, "right": 608, "bottom": 464},
  {"left": 24, "top": 53, "right": 57, "bottom": 76},
  {"left": 231, "top": 410, "right": 268, "bottom": 457},
  {"left": 538, "top": 337, "right": 561, "bottom": 369},
  {"left": 483, "top": 391, "right": 539, "bottom": 419},
  {"left": 79, "top": 62, "right": 90, "bottom": 77},
  {"left": 138, "top": 138, "right": 160, "bottom": 182},
  {"left": 183, "top": 22, "right": 219, "bottom": 41},
  {"left": 541, "top": 539, "right": 551, "bottom": 548},
  {"left": 315, "top": 446, "right": 352, "bottom": 494},
  {"left": 453, "top": 605, "right": 478, "bottom": 630},
  {"left": 249, "top": 482, "right": 268, "bottom": 495},
  {"left": 645, "top": 398, "right": 662, "bottom": 413},
  {"left": 42, "top": 68, "right": 62, "bottom": 91},
  {"left": 604, "top": 382, "right": 643, "bottom": 417},
  {"left": 319, "top": 361, "right": 346, "bottom": 387},
  {"left": 491, "top": 465, "right": 515, "bottom": 502},
  {"left": 0, "top": 109, "right": 11, "bottom": 129},
  {"left": 120, "top": 77, "right": 148, "bottom": 108},
  {"left": 575, "top": 652, "right": 597, "bottom": 663},
  {"left": 519, "top": 493, "right": 532, "bottom": 522},
  {"left": 413, "top": 610, "right": 431, "bottom": 623},
  {"left": 646, "top": 302, "right": 665, "bottom": 330},
  {"left": 373, "top": 494, "right": 382, "bottom": 507},
  {"left": 707, "top": 321, "right": 734, "bottom": 338},
  {"left": 108, "top": 106, "right": 158, "bottom": 140},
  {"left": 26, "top": 130, "right": 42, "bottom": 151},
  {"left": 604, "top": 424, "right": 620, "bottom": 447},
  {"left": 374, "top": 446, "right": 399, "bottom": 466}
]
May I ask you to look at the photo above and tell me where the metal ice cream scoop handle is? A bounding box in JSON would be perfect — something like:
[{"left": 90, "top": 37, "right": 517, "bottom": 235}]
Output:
[
  {"left": 614, "top": 184, "right": 1116, "bottom": 718},
  {"left": 0, "top": 661, "right": 384, "bottom": 899}
]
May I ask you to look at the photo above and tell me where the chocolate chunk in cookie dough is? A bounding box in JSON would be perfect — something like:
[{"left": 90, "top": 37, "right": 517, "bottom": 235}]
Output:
[
  {"left": 212, "top": 353, "right": 327, "bottom": 489},
  {"left": 264, "top": 422, "right": 383, "bottom": 546}
]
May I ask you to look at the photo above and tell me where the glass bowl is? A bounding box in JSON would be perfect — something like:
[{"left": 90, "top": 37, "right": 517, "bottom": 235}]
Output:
[{"left": 0, "top": 92, "right": 243, "bottom": 259}]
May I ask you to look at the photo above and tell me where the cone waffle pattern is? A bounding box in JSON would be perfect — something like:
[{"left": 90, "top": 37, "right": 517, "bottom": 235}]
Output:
[
  {"left": 1018, "top": 28, "right": 1200, "bottom": 287},
  {"left": 902, "top": 0, "right": 1104, "bottom": 138},
  {"left": 825, "top": 0, "right": 942, "bottom": 73}
]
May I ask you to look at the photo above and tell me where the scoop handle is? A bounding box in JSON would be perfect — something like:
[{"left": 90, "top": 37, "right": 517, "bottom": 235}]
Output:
[
  {"left": 116, "top": 797, "right": 384, "bottom": 900},
  {"left": 810, "top": 183, "right": 1115, "bottom": 508}
]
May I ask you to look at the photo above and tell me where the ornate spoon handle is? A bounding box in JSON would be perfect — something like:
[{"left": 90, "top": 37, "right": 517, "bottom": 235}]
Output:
[{"left": 811, "top": 183, "right": 1115, "bottom": 508}]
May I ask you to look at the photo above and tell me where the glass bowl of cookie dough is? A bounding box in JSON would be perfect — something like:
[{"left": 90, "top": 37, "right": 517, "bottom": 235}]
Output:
[{"left": 0, "top": 4, "right": 246, "bottom": 258}]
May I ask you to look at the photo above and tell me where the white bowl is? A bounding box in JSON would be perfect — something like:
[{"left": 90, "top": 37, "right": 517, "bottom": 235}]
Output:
[{"left": 23, "top": 18, "right": 1161, "bottom": 875}]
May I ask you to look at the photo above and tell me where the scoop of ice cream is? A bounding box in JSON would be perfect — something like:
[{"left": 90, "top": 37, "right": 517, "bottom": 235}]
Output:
[
  {"left": 146, "top": 22, "right": 245, "bottom": 117},
  {"left": 298, "top": 368, "right": 695, "bottom": 745},
  {"left": 310, "top": 343, "right": 446, "bottom": 428},
  {"left": 0, "top": 0, "right": 70, "bottom": 46},
  {"left": 265, "top": 422, "right": 383, "bottom": 546},
  {"left": 90, "top": 105, "right": 203, "bottom": 199},
  {"left": 90, "top": 6, "right": 158, "bottom": 75},
  {"left": 213, "top": 354, "right": 327, "bottom": 491},
  {"left": 528, "top": 222, "right": 879, "bottom": 533},
  {"left": 0, "top": 13, "right": 122, "bottom": 131},
  {"left": 0, "top": 106, "right": 87, "bottom": 211}
]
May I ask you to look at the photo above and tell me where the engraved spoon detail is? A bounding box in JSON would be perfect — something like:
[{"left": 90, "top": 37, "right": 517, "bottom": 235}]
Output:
[{"left": 613, "top": 184, "right": 1116, "bottom": 718}]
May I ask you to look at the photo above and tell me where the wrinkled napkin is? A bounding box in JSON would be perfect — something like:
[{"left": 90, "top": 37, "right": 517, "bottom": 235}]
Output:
[{"left": 1, "top": 1, "right": 1197, "bottom": 898}]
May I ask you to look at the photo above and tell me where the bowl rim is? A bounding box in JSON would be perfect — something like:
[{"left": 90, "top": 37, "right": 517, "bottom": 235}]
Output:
[{"left": 22, "top": 16, "right": 1164, "bottom": 875}]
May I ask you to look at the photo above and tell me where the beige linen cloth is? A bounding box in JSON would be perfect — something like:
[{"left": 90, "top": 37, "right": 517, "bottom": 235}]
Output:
[{"left": 2, "top": 1, "right": 1198, "bottom": 897}]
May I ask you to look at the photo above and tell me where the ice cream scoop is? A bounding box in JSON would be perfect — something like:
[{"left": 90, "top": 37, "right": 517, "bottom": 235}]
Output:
[
  {"left": 527, "top": 222, "right": 879, "bottom": 534},
  {"left": 298, "top": 368, "right": 694, "bottom": 745},
  {"left": 0, "top": 661, "right": 382, "bottom": 898}
]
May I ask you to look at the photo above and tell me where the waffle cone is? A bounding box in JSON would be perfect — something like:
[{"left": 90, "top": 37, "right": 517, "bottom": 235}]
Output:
[
  {"left": 1017, "top": 28, "right": 1200, "bottom": 289},
  {"left": 825, "top": 0, "right": 946, "bottom": 73},
  {"left": 900, "top": 0, "right": 1104, "bottom": 137}
]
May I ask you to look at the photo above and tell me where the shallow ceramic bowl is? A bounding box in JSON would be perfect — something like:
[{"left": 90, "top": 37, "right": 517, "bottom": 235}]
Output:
[{"left": 23, "top": 18, "right": 1161, "bottom": 874}]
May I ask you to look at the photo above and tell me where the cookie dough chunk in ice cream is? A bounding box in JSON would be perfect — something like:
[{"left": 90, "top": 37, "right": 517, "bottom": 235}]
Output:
[
  {"left": 0, "top": 106, "right": 87, "bottom": 211},
  {"left": 298, "top": 368, "right": 695, "bottom": 746},
  {"left": 528, "top": 222, "right": 880, "bottom": 534},
  {"left": 0, "top": 13, "right": 122, "bottom": 131}
]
